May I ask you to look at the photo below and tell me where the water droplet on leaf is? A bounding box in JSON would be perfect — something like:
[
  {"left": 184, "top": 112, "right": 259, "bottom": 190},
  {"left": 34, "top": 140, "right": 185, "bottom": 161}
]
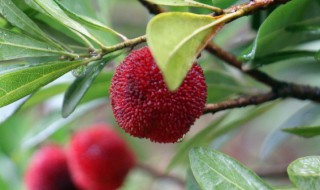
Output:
[{"left": 72, "top": 65, "right": 87, "bottom": 78}]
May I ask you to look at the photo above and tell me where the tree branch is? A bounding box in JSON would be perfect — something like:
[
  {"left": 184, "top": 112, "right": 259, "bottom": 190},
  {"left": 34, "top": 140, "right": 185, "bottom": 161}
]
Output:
[
  {"left": 137, "top": 0, "right": 320, "bottom": 114},
  {"left": 204, "top": 92, "right": 277, "bottom": 114},
  {"left": 138, "top": 0, "right": 164, "bottom": 14},
  {"left": 204, "top": 83, "right": 320, "bottom": 114},
  {"left": 136, "top": 163, "right": 185, "bottom": 187},
  {"left": 104, "top": 35, "right": 147, "bottom": 53},
  {"left": 204, "top": 43, "right": 283, "bottom": 88},
  {"left": 223, "top": 0, "right": 291, "bottom": 15}
]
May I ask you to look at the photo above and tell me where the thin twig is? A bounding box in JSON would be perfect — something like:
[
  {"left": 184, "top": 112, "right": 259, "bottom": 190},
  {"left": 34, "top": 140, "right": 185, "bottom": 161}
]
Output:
[
  {"left": 205, "top": 42, "right": 283, "bottom": 88},
  {"left": 136, "top": 163, "right": 185, "bottom": 187},
  {"left": 204, "top": 92, "right": 277, "bottom": 114},
  {"left": 223, "top": 0, "right": 291, "bottom": 15},
  {"left": 103, "top": 35, "right": 147, "bottom": 53},
  {"left": 204, "top": 83, "right": 320, "bottom": 114}
]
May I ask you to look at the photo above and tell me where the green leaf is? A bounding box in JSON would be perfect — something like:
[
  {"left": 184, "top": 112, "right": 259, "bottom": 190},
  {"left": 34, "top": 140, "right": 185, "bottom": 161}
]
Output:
[
  {"left": 79, "top": 72, "right": 113, "bottom": 104},
  {"left": 0, "top": 59, "right": 84, "bottom": 108},
  {"left": 0, "top": 153, "right": 20, "bottom": 190},
  {"left": 62, "top": 51, "right": 122, "bottom": 118},
  {"left": 21, "top": 83, "right": 69, "bottom": 109},
  {"left": 205, "top": 70, "right": 248, "bottom": 102},
  {"left": 242, "top": 0, "right": 318, "bottom": 68},
  {"left": 167, "top": 103, "right": 275, "bottom": 170},
  {"left": 186, "top": 169, "right": 201, "bottom": 190},
  {"left": 146, "top": 0, "right": 222, "bottom": 12},
  {"left": 0, "top": 0, "right": 64, "bottom": 49},
  {"left": 315, "top": 50, "right": 320, "bottom": 63},
  {"left": 252, "top": 50, "right": 316, "bottom": 66},
  {"left": 0, "top": 177, "right": 8, "bottom": 190},
  {"left": 22, "top": 99, "right": 105, "bottom": 149},
  {"left": 147, "top": 12, "right": 218, "bottom": 90},
  {"left": 58, "top": 0, "right": 97, "bottom": 18},
  {"left": 0, "top": 96, "right": 30, "bottom": 124},
  {"left": 53, "top": 0, "right": 127, "bottom": 41},
  {"left": 190, "top": 147, "right": 272, "bottom": 190},
  {"left": 286, "top": 24, "right": 320, "bottom": 35},
  {"left": 288, "top": 156, "right": 320, "bottom": 190},
  {"left": 0, "top": 28, "right": 74, "bottom": 60},
  {"left": 166, "top": 112, "right": 229, "bottom": 170},
  {"left": 283, "top": 126, "right": 320, "bottom": 138},
  {"left": 31, "top": 0, "right": 103, "bottom": 47},
  {"left": 261, "top": 104, "right": 320, "bottom": 158},
  {"left": 211, "top": 0, "right": 238, "bottom": 9}
]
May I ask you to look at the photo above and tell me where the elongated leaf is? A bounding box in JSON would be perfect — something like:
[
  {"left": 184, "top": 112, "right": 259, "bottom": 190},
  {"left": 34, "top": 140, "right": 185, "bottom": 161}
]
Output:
[
  {"left": 261, "top": 104, "right": 320, "bottom": 158},
  {"left": 283, "top": 126, "right": 320, "bottom": 138},
  {"left": 0, "top": 0, "right": 64, "bottom": 49},
  {"left": 0, "top": 28, "right": 72, "bottom": 60},
  {"left": 53, "top": 0, "right": 126, "bottom": 41},
  {"left": 21, "top": 83, "right": 69, "bottom": 109},
  {"left": 0, "top": 60, "right": 84, "bottom": 108},
  {"left": 58, "top": 0, "right": 97, "bottom": 18},
  {"left": 166, "top": 112, "right": 229, "bottom": 170},
  {"left": 146, "top": 0, "right": 222, "bottom": 12},
  {"left": 242, "top": 0, "right": 319, "bottom": 68},
  {"left": 211, "top": 0, "right": 238, "bottom": 9},
  {"left": 147, "top": 12, "right": 218, "bottom": 90},
  {"left": 79, "top": 72, "right": 113, "bottom": 104},
  {"left": 62, "top": 51, "right": 122, "bottom": 118},
  {"left": 0, "top": 153, "right": 20, "bottom": 190},
  {"left": 286, "top": 25, "right": 320, "bottom": 35},
  {"left": 186, "top": 169, "right": 201, "bottom": 190},
  {"left": 167, "top": 103, "right": 275, "bottom": 171},
  {"left": 190, "top": 147, "right": 272, "bottom": 190},
  {"left": 31, "top": 0, "right": 101, "bottom": 45},
  {"left": 0, "top": 96, "right": 29, "bottom": 124},
  {"left": 21, "top": 99, "right": 105, "bottom": 149},
  {"left": 252, "top": 50, "right": 316, "bottom": 66},
  {"left": 288, "top": 156, "right": 320, "bottom": 190},
  {"left": 205, "top": 70, "right": 248, "bottom": 102}
]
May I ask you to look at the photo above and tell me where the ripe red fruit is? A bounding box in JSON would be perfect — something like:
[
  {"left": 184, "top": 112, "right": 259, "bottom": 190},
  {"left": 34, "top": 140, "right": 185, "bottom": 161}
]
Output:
[
  {"left": 110, "top": 47, "right": 207, "bottom": 143},
  {"left": 25, "top": 145, "right": 78, "bottom": 190},
  {"left": 68, "top": 124, "right": 136, "bottom": 190}
]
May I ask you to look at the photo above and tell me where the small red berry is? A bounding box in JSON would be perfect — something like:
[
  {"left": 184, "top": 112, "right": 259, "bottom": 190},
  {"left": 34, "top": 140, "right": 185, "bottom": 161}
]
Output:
[
  {"left": 25, "top": 145, "right": 78, "bottom": 190},
  {"left": 110, "top": 47, "right": 207, "bottom": 143},
  {"left": 68, "top": 124, "right": 136, "bottom": 190}
]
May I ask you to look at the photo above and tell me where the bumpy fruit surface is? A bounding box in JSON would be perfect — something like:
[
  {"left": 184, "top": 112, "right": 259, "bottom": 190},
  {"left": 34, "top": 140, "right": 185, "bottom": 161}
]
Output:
[
  {"left": 110, "top": 47, "right": 207, "bottom": 143},
  {"left": 68, "top": 124, "right": 135, "bottom": 190},
  {"left": 25, "top": 145, "right": 78, "bottom": 190}
]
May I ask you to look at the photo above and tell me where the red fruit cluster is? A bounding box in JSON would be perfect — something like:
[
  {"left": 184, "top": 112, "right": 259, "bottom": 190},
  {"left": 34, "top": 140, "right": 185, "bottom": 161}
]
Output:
[
  {"left": 110, "top": 47, "right": 207, "bottom": 143},
  {"left": 25, "top": 145, "right": 78, "bottom": 190},
  {"left": 68, "top": 124, "right": 136, "bottom": 190},
  {"left": 25, "top": 124, "right": 135, "bottom": 190}
]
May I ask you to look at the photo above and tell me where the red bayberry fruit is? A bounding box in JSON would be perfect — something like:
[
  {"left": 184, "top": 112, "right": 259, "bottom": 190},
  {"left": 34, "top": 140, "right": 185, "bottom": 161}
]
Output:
[
  {"left": 68, "top": 124, "right": 135, "bottom": 190},
  {"left": 25, "top": 145, "right": 78, "bottom": 190},
  {"left": 110, "top": 47, "right": 207, "bottom": 143}
]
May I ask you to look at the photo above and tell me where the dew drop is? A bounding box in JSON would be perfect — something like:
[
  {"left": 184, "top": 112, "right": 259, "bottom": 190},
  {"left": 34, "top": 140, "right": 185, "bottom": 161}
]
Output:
[{"left": 72, "top": 65, "right": 87, "bottom": 78}]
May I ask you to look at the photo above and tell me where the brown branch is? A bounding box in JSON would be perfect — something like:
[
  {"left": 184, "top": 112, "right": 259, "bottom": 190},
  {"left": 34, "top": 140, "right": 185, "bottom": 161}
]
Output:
[
  {"left": 204, "top": 92, "right": 277, "bottom": 114},
  {"left": 257, "top": 170, "right": 288, "bottom": 179},
  {"left": 205, "top": 43, "right": 283, "bottom": 88},
  {"left": 136, "top": 163, "right": 185, "bottom": 187},
  {"left": 137, "top": 0, "right": 320, "bottom": 113},
  {"left": 138, "top": 0, "right": 164, "bottom": 14},
  {"left": 204, "top": 83, "right": 320, "bottom": 114},
  {"left": 223, "top": 0, "right": 291, "bottom": 15}
]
